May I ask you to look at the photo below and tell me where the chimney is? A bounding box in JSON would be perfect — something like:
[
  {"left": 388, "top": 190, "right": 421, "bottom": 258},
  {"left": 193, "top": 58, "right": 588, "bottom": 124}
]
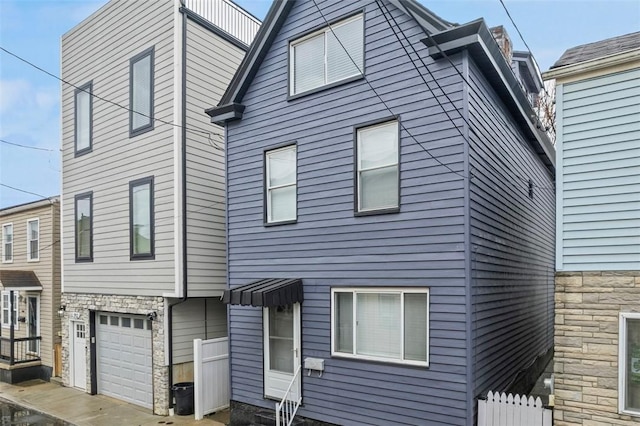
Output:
[{"left": 490, "top": 25, "right": 513, "bottom": 65}]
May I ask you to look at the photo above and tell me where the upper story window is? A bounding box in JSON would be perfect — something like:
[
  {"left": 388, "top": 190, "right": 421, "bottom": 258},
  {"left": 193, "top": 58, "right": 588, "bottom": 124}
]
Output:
[
  {"left": 290, "top": 14, "right": 364, "bottom": 96},
  {"left": 130, "top": 47, "right": 154, "bottom": 136},
  {"left": 265, "top": 145, "right": 297, "bottom": 224},
  {"left": 75, "top": 192, "right": 93, "bottom": 262},
  {"left": 2, "top": 224, "right": 12, "bottom": 263},
  {"left": 356, "top": 120, "right": 400, "bottom": 213},
  {"left": 619, "top": 313, "right": 640, "bottom": 416},
  {"left": 129, "top": 177, "right": 154, "bottom": 259},
  {"left": 27, "top": 219, "right": 39, "bottom": 262},
  {"left": 332, "top": 288, "right": 429, "bottom": 366},
  {"left": 75, "top": 82, "right": 93, "bottom": 156}
]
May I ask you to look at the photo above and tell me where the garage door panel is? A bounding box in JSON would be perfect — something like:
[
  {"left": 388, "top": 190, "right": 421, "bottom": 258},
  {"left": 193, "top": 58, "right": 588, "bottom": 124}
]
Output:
[{"left": 97, "top": 312, "right": 153, "bottom": 409}]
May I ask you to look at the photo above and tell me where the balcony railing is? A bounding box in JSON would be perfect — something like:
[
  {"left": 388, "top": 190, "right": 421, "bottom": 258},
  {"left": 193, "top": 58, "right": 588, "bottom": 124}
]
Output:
[
  {"left": 0, "top": 337, "right": 41, "bottom": 365},
  {"left": 184, "top": 0, "right": 261, "bottom": 46}
]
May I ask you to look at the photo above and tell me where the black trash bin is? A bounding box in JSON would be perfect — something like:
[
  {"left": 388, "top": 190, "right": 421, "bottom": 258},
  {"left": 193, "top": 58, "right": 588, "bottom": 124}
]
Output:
[{"left": 172, "top": 382, "right": 194, "bottom": 415}]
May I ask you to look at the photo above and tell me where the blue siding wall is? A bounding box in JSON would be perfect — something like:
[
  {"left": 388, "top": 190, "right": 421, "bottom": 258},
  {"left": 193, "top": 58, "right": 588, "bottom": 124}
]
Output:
[
  {"left": 466, "top": 57, "right": 555, "bottom": 396},
  {"left": 226, "top": 1, "right": 469, "bottom": 424}
]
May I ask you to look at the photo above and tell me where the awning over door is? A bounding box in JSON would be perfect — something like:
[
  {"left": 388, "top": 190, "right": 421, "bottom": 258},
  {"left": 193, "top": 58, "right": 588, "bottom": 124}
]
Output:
[
  {"left": 0, "top": 270, "right": 43, "bottom": 291},
  {"left": 222, "top": 278, "right": 303, "bottom": 307}
]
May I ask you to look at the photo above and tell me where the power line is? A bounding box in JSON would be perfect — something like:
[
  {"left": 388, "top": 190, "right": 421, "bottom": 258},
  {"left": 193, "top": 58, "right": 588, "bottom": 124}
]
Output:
[
  {"left": 376, "top": 0, "right": 555, "bottom": 191},
  {"left": 0, "top": 46, "right": 225, "bottom": 152},
  {"left": 0, "top": 139, "right": 58, "bottom": 152},
  {"left": 0, "top": 183, "right": 51, "bottom": 200},
  {"left": 309, "top": 0, "right": 467, "bottom": 180}
]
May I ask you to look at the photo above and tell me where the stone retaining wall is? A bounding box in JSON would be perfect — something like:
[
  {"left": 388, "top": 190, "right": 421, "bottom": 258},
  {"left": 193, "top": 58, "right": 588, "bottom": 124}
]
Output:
[
  {"left": 554, "top": 271, "right": 640, "bottom": 425},
  {"left": 60, "top": 293, "right": 169, "bottom": 415}
]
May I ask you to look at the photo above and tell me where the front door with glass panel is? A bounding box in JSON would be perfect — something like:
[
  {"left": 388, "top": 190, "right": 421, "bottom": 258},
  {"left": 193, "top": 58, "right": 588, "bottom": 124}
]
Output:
[
  {"left": 264, "top": 303, "right": 301, "bottom": 400},
  {"left": 27, "top": 295, "right": 39, "bottom": 354}
]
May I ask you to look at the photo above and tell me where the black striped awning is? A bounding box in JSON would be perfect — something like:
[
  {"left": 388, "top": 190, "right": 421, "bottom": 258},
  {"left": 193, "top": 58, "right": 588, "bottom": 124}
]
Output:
[{"left": 222, "top": 278, "right": 303, "bottom": 307}]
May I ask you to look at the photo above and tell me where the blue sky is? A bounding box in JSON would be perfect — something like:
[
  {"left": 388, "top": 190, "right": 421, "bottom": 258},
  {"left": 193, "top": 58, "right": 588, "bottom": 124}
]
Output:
[{"left": 0, "top": 0, "right": 638, "bottom": 208}]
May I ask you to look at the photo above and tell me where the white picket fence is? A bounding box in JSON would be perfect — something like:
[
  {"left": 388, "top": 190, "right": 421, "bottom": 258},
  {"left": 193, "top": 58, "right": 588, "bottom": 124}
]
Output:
[
  {"left": 478, "top": 391, "right": 552, "bottom": 426},
  {"left": 194, "top": 337, "right": 230, "bottom": 420}
]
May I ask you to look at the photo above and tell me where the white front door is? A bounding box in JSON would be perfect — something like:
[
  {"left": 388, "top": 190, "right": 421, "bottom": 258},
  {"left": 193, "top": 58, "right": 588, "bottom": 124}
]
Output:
[
  {"left": 71, "top": 321, "right": 87, "bottom": 390},
  {"left": 26, "top": 295, "right": 39, "bottom": 354},
  {"left": 263, "top": 303, "right": 301, "bottom": 400}
]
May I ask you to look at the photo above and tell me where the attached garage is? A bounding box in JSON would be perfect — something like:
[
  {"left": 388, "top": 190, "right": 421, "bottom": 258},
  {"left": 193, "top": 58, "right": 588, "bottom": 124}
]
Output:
[{"left": 97, "top": 313, "right": 153, "bottom": 409}]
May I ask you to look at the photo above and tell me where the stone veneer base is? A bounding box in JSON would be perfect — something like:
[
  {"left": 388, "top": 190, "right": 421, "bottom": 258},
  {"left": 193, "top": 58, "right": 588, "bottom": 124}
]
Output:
[
  {"left": 60, "top": 293, "right": 169, "bottom": 415},
  {"left": 554, "top": 270, "right": 640, "bottom": 426}
]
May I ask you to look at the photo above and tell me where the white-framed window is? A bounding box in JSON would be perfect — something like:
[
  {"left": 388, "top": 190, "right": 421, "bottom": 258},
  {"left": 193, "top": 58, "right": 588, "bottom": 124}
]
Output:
[
  {"left": 75, "top": 81, "right": 92, "bottom": 155},
  {"left": 2, "top": 223, "right": 13, "bottom": 263},
  {"left": 265, "top": 145, "right": 297, "bottom": 224},
  {"left": 331, "top": 288, "right": 429, "bottom": 366},
  {"left": 1, "top": 291, "right": 19, "bottom": 329},
  {"left": 130, "top": 47, "right": 154, "bottom": 136},
  {"left": 619, "top": 312, "right": 640, "bottom": 416},
  {"left": 356, "top": 120, "right": 400, "bottom": 212},
  {"left": 27, "top": 218, "right": 39, "bottom": 261},
  {"left": 290, "top": 14, "right": 364, "bottom": 96}
]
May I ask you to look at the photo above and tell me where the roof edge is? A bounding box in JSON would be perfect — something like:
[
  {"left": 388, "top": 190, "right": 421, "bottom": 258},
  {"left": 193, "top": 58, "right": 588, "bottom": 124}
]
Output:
[
  {"left": 0, "top": 196, "right": 59, "bottom": 216},
  {"left": 542, "top": 48, "right": 640, "bottom": 81},
  {"left": 423, "top": 19, "right": 555, "bottom": 173}
]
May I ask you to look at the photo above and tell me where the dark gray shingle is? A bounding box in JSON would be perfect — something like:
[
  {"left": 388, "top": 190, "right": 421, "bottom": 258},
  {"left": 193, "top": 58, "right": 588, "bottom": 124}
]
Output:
[{"left": 551, "top": 31, "right": 640, "bottom": 69}]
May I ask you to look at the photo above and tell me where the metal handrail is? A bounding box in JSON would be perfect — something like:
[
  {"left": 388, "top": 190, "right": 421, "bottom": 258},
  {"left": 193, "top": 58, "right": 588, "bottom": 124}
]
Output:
[{"left": 275, "top": 365, "right": 302, "bottom": 426}]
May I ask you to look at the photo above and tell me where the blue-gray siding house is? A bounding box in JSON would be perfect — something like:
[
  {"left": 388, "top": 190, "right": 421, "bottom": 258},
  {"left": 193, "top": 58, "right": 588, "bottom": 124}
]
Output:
[{"left": 206, "top": 1, "right": 555, "bottom": 425}]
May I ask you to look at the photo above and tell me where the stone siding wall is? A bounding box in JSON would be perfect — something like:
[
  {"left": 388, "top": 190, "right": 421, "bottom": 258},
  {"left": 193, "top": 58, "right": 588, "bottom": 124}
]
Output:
[
  {"left": 555, "top": 271, "right": 640, "bottom": 425},
  {"left": 60, "top": 293, "right": 169, "bottom": 415}
]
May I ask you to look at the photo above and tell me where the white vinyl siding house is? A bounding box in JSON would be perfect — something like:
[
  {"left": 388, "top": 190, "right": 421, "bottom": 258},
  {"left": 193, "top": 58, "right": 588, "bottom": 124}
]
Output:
[
  {"left": 27, "top": 218, "right": 39, "bottom": 261},
  {"left": 555, "top": 68, "right": 640, "bottom": 272},
  {"left": 2, "top": 224, "right": 12, "bottom": 263}
]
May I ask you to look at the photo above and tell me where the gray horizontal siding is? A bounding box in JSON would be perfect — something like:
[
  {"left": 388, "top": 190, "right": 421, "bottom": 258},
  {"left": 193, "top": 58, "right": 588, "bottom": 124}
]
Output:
[
  {"left": 61, "top": 0, "right": 176, "bottom": 296},
  {"left": 557, "top": 68, "right": 640, "bottom": 271},
  {"left": 184, "top": 17, "right": 245, "bottom": 297},
  {"left": 467, "top": 55, "right": 555, "bottom": 397},
  {"left": 226, "top": 1, "right": 468, "bottom": 425},
  {"left": 172, "top": 298, "right": 227, "bottom": 363}
]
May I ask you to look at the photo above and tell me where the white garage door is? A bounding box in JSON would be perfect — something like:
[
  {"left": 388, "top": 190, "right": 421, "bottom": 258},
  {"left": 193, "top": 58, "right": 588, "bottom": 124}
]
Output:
[{"left": 97, "top": 313, "right": 153, "bottom": 409}]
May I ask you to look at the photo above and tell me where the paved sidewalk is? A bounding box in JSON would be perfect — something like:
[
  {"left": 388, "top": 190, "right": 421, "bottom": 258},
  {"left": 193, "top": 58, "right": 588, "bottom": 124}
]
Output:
[{"left": 0, "top": 379, "right": 228, "bottom": 426}]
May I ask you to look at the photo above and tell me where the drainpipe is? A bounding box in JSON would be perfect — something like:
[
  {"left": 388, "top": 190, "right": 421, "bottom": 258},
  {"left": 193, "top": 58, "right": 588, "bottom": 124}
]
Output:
[{"left": 168, "top": 1, "right": 189, "bottom": 411}]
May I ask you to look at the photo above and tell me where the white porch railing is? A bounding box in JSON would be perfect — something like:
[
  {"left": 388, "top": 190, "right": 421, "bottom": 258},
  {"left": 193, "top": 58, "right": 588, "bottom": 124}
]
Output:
[
  {"left": 184, "top": 0, "right": 261, "bottom": 46},
  {"left": 275, "top": 365, "right": 302, "bottom": 426},
  {"left": 478, "top": 391, "right": 552, "bottom": 426}
]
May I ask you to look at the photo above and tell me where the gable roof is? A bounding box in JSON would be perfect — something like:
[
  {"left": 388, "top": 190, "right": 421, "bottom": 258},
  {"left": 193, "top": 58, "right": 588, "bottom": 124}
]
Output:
[
  {"left": 551, "top": 31, "right": 640, "bottom": 69},
  {"left": 205, "top": 0, "right": 455, "bottom": 121}
]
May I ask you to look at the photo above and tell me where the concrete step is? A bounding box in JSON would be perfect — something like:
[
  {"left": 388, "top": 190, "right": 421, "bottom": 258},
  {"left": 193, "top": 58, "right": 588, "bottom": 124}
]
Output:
[{"left": 253, "top": 409, "right": 304, "bottom": 426}]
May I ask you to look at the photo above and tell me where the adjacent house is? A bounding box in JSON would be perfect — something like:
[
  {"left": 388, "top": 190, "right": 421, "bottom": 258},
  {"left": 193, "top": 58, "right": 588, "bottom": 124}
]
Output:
[
  {"left": 0, "top": 197, "right": 61, "bottom": 383},
  {"left": 206, "top": 0, "right": 555, "bottom": 424},
  {"left": 60, "top": 0, "right": 259, "bottom": 415},
  {"left": 542, "top": 31, "right": 640, "bottom": 425}
]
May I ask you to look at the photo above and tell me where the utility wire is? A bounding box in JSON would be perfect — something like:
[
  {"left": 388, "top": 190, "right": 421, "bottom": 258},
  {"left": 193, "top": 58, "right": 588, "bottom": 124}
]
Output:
[
  {"left": 0, "top": 46, "right": 225, "bottom": 152},
  {"left": 0, "top": 183, "right": 52, "bottom": 200},
  {"left": 309, "top": 0, "right": 467, "bottom": 180},
  {"left": 5, "top": 240, "right": 60, "bottom": 259},
  {"left": 0, "top": 139, "right": 58, "bottom": 152},
  {"left": 376, "top": 0, "right": 554, "bottom": 191}
]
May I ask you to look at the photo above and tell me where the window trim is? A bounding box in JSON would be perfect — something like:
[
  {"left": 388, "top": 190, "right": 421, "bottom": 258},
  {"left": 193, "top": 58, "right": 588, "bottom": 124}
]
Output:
[
  {"left": 74, "top": 192, "right": 93, "bottom": 263},
  {"left": 129, "top": 46, "right": 155, "bottom": 137},
  {"left": 74, "top": 81, "right": 93, "bottom": 157},
  {"left": 330, "top": 287, "right": 429, "bottom": 367},
  {"left": 129, "top": 176, "right": 155, "bottom": 260},
  {"left": 264, "top": 143, "right": 298, "bottom": 226},
  {"left": 353, "top": 117, "right": 401, "bottom": 215},
  {"left": 2, "top": 223, "right": 13, "bottom": 264},
  {"left": 619, "top": 312, "right": 640, "bottom": 416},
  {"left": 288, "top": 11, "right": 365, "bottom": 99},
  {"left": 1, "top": 291, "right": 19, "bottom": 330},
  {"left": 26, "top": 217, "right": 40, "bottom": 262}
]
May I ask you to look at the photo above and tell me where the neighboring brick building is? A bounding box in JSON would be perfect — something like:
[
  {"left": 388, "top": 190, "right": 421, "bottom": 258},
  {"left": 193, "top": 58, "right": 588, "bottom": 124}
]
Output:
[{"left": 543, "top": 31, "right": 640, "bottom": 425}]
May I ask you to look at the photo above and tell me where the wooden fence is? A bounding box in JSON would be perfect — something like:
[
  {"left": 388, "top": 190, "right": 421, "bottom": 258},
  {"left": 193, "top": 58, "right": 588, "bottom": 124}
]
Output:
[{"left": 478, "top": 391, "right": 552, "bottom": 426}]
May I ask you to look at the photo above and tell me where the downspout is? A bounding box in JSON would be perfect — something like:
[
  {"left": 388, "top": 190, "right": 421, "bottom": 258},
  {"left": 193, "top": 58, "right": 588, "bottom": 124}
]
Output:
[{"left": 168, "top": 1, "right": 189, "bottom": 411}]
